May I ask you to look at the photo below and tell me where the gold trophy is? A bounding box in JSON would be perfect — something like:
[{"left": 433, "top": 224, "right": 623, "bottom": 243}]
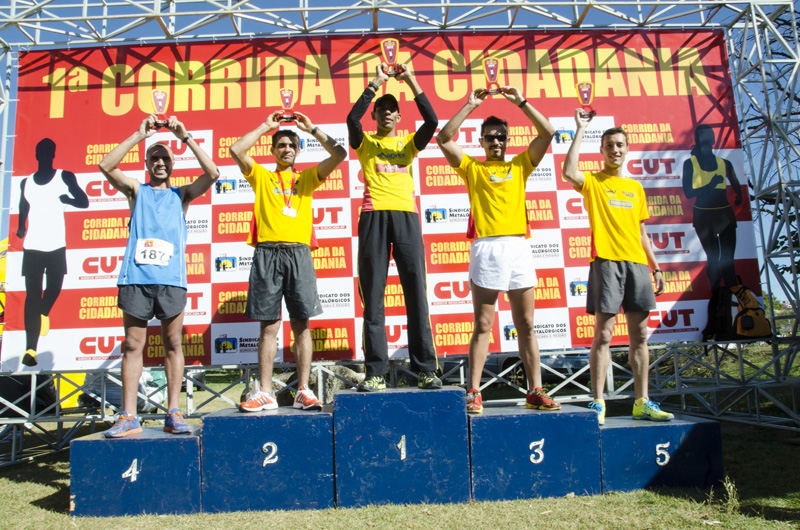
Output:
[
  {"left": 576, "top": 81, "right": 596, "bottom": 119},
  {"left": 380, "top": 38, "right": 403, "bottom": 77},
  {"left": 482, "top": 57, "right": 503, "bottom": 96},
  {"left": 279, "top": 88, "right": 297, "bottom": 122},
  {"left": 151, "top": 89, "right": 169, "bottom": 128}
]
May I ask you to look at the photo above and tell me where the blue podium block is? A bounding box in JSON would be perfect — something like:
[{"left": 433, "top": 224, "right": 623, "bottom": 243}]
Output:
[
  {"left": 601, "top": 415, "right": 723, "bottom": 492},
  {"left": 470, "top": 404, "right": 601, "bottom": 500},
  {"left": 201, "top": 407, "right": 334, "bottom": 512},
  {"left": 333, "top": 387, "right": 470, "bottom": 508},
  {"left": 70, "top": 427, "right": 201, "bottom": 517}
]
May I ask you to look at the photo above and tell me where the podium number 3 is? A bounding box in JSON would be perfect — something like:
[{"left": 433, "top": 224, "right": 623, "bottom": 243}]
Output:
[
  {"left": 262, "top": 442, "right": 279, "bottom": 467},
  {"left": 122, "top": 459, "right": 140, "bottom": 482},
  {"left": 655, "top": 442, "right": 671, "bottom": 467},
  {"left": 529, "top": 438, "right": 545, "bottom": 464}
]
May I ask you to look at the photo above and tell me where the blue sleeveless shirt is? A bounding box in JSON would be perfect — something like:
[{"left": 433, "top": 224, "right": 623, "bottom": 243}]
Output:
[{"left": 118, "top": 184, "right": 187, "bottom": 288}]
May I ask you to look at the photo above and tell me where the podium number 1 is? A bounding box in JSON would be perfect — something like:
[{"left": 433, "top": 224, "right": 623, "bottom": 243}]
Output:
[
  {"left": 262, "top": 442, "right": 279, "bottom": 467},
  {"left": 122, "top": 459, "right": 140, "bottom": 482},
  {"left": 529, "top": 438, "right": 545, "bottom": 464},
  {"left": 655, "top": 442, "right": 671, "bottom": 467},
  {"left": 396, "top": 435, "right": 407, "bottom": 460}
]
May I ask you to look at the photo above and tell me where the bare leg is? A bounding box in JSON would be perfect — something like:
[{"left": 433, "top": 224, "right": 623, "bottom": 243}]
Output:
[
  {"left": 626, "top": 311, "right": 651, "bottom": 400},
  {"left": 468, "top": 281, "right": 499, "bottom": 390},
  {"left": 257, "top": 320, "right": 281, "bottom": 391},
  {"left": 507, "top": 286, "right": 540, "bottom": 390},
  {"left": 121, "top": 312, "right": 148, "bottom": 414},
  {"left": 590, "top": 312, "right": 617, "bottom": 401},
  {"left": 161, "top": 311, "right": 186, "bottom": 411},
  {"left": 290, "top": 318, "right": 312, "bottom": 387}
]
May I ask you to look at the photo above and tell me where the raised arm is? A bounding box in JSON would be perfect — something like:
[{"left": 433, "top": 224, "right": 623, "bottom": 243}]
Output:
[
  {"left": 172, "top": 117, "right": 220, "bottom": 206},
  {"left": 395, "top": 66, "right": 438, "bottom": 150},
  {"left": 501, "top": 86, "right": 555, "bottom": 167},
  {"left": 60, "top": 170, "right": 89, "bottom": 209},
  {"left": 436, "top": 89, "right": 487, "bottom": 167},
  {"left": 294, "top": 111, "right": 347, "bottom": 181},
  {"left": 347, "top": 64, "right": 387, "bottom": 150},
  {"left": 562, "top": 109, "right": 590, "bottom": 189},
  {"left": 229, "top": 111, "right": 282, "bottom": 175},
  {"left": 98, "top": 115, "right": 158, "bottom": 200}
]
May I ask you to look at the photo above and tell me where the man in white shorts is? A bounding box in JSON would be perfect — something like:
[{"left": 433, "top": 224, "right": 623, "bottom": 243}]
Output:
[{"left": 437, "top": 87, "right": 557, "bottom": 414}]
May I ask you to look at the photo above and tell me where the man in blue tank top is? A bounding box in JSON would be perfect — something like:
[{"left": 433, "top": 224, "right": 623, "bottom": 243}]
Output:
[{"left": 99, "top": 114, "right": 220, "bottom": 438}]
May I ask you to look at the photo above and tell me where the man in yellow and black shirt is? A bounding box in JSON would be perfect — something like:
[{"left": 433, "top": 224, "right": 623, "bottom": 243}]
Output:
[
  {"left": 230, "top": 110, "right": 346, "bottom": 412},
  {"left": 563, "top": 110, "right": 671, "bottom": 425},
  {"left": 347, "top": 62, "right": 440, "bottom": 392},
  {"left": 437, "top": 86, "right": 558, "bottom": 415}
]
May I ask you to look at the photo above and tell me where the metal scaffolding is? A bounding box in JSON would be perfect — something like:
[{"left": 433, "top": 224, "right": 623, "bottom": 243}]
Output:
[{"left": 0, "top": 0, "right": 798, "bottom": 466}]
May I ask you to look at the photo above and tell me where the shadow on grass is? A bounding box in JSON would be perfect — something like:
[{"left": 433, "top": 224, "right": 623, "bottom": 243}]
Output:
[{"left": 0, "top": 450, "right": 72, "bottom": 514}]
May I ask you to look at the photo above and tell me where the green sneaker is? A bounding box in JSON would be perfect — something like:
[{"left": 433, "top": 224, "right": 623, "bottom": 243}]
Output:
[
  {"left": 633, "top": 398, "right": 674, "bottom": 421},
  {"left": 417, "top": 371, "right": 442, "bottom": 390},
  {"left": 357, "top": 375, "right": 387, "bottom": 392},
  {"left": 588, "top": 400, "right": 606, "bottom": 425}
]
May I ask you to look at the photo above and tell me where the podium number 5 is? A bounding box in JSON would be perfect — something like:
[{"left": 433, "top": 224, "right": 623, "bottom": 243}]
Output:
[
  {"left": 529, "top": 438, "right": 545, "bottom": 464},
  {"left": 262, "top": 442, "right": 278, "bottom": 467},
  {"left": 655, "top": 442, "right": 671, "bottom": 467},
  {"left": 122, "top": 459, "right": 140, "bottom": 482}
]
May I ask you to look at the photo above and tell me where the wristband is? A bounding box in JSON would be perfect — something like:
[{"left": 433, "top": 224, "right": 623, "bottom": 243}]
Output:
[
  {"left": 181, "top": 133, "right": 192, "bottom": 143},
  {"left": 518, "top": 99, "right": 528, "bottom": 108},
  {"left": 367, "top": 81, "right": 379, "bottom": 92},
  {"left": 652, "top": 269, "right": 663, "bottom": 277},
  {"left": 310, "top": 126, "right": 319, "bottom": 135}
]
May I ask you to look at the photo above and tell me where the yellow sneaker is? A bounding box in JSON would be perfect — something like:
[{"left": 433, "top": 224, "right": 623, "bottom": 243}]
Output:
[
  {"left": 633, "top": 398, "right": 674, "bottom": 421},
  {"left": 588, "top": 400, "right": 606, "bottom": 425},
  {"left": 22, "top": 349, "right": 38, "bottom": 367},
  {"left": 40, "top": 315, "right": 50, "bottom": 336}
]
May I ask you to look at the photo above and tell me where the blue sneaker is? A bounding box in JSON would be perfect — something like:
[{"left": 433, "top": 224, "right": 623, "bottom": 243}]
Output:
[
  {"left": 588, "top": 400, "right": 606, "bottom": 425},
  {"left": 163, "top": 408, "right": 192, "bottom": 434},
  {"left": 104, "top": 412, "right": 142, "bottom": 438}
]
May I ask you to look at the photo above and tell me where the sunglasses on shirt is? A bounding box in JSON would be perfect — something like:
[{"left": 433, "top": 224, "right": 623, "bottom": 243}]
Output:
[{"left": 483, "top": 133, "right": 508, "bottom": 143}]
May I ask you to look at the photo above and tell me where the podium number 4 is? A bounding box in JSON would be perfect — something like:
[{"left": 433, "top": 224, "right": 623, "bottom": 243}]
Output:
[
  {"left": 122, "top": 459, "right": 140, "bottom": 483},
  {"left": 262, "top": 442, "right": 279, "bottom": 467},
  {"left": 529, "top": 438, "right": 545, "bottom": 464},
  {"left": 655, "top": 442, "right": 671, "bottom": 467}
]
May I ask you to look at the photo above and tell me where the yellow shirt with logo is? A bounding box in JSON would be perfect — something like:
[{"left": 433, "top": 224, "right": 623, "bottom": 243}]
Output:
[
  {"left": 456, "top": 152, "right": 534, "bottom": 238},
  {"left": 244, "top": 162, "right": 321, "bottom": 246},
  {"left": 355, "top": 133, "right": 419, "bottom": 212},
  {"left": 578, "top": 171, "right": 649, "bottom": 264}
]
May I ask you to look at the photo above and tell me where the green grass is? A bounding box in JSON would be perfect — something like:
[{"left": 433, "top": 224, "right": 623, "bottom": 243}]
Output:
[{"left": 0, "top": 420, "right": 798, "bottom": 529}]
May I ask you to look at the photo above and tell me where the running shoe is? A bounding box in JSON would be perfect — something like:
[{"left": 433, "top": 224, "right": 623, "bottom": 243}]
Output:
[
  {"left": 164, "top": 408, "right": 192, "bottom": 434},
  {"left": 357, "top": 375, "right": 387, "bottom": 392},
  {"left": 417, "top": 371, "right": 442, "bottom": 390},
  {"left": 104, "top": 412, "right": 142, "bottom": 438},
  {"left": 525, "top": 387, "right": 561, "bottom": 410},
  {"left": 239, "top": 390, "right": 278, "bottom": 412},
  {"left": 293, "top": 386, "right": 322, "bottom": 410},
  {"left": 466, "top": 389, "right": 483, "bottom": 414},
  {"left": 21, "top": 349, "right": 37, "bottom": 367},
  {"left": 588, "top": 400, "right": 606, "bottom": 425},
  {"left": 633, "top": 398, "right": 674, "bottom": 421}
]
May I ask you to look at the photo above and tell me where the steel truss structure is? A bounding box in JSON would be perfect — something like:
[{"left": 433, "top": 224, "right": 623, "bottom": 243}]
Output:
[{"left": 0, "top": 0, "right": 799, "bottom": 467}]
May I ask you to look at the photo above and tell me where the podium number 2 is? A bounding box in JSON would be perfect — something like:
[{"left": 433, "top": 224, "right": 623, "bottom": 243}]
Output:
[
  {"left": 655, "top": 442, "right": 671, "bottom": 467},
  {"left": 122, "top": 459, "right": 140, "bottom": 482},
  {"left": 529, "top": 438, "right": 545, "bottom": 464},
  {"left": 262, "top": 442, "right": 278, "bottom": 467}
]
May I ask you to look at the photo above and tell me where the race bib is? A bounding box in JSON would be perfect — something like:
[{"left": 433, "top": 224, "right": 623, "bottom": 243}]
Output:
[{"left": 134, "top": 238, "right": 174, "bottom": 266}]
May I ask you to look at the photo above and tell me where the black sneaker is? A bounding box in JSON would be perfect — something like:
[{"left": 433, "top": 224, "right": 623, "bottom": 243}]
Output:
[
  {"left": 417, "top": 371, "right": 442, "bottom": 389},
  {"left": 357, "top": 375, "right": 387, "bottom": 392}
]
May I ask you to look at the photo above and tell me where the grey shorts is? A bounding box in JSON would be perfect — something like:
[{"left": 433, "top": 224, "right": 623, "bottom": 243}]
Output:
[
  {"left": 586, "top": 258, "right": 657, "bottom": 315},
  {"left": 244, "top": 243, "right": 323, "bottom": 321},
  {"left": 118, "top": 284, "right": 187, "bottom": 321}
]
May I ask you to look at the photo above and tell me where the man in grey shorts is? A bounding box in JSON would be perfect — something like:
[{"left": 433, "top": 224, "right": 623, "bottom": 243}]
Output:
[
  {"left": 99, "top": 114, "right": 220, "bottom": 437},
  {"left": 230, "top": 110, "right": 346, "bottom": 412},
  {"left": 563, "top": 109, "right": 671, "bottom": 424}
]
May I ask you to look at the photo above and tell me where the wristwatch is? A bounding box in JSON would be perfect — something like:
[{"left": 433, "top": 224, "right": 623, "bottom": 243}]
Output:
[{"left": 182, "top": 133, "right": 193, "bottom": 143}]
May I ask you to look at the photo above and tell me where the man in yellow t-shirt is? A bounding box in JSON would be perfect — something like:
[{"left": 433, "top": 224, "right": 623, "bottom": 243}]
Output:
[
  {"left": 347, "top": 63, "right": 441, "bottom": 392},
  {"left": 230, "top": 110, "right": 346, "bottom": 412},
  {"left": 563, "top": 110, "right": 671, "bottom": 425},
  {"left": 437, "top": 87, "right": 557, "bottom": 414}
]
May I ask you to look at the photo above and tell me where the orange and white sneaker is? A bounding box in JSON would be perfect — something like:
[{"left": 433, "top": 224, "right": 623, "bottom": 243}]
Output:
[
  {"left": 466, "top": 389, "right": 483, "bottom": 414},
  {"left": 239, "top": 390, "right": 278, "bottom": 412},
  {"left": 293, "top": 386, "right": 322, "bottom": 410}
]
